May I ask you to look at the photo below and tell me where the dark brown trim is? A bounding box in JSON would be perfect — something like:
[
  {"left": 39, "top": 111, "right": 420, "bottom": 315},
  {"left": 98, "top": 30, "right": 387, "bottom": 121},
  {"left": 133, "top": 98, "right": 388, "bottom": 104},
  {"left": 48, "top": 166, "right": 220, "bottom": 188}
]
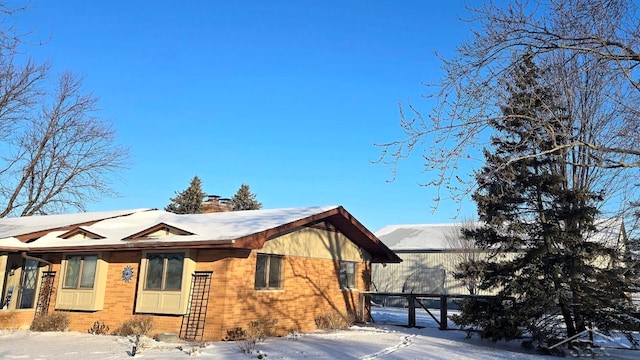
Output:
[
  {"left": 14, "top": 209, "right": 154, "bottom": 242},
  {"left": 231, "top": 206, "right": 402, "bottom": 263},
  {"left": 231, "top": 207, "right": 346, "bottom": 249},
  {"left": 327, "top": 206, "right": 402, "bottom": 263},
  {"left": 123, "top": 222, "right": 194, "bottom": 240},
  {"left": 25, "top": 239, "right": 236, "bottom": 253},
  {"left": 5, "top": 206, "right": 402, "bottom": 263},
  {"left": 17, "top": 222, "right": 102, "bottom": 242},
  {"left": 307, "top": 221, "right": 338, "bottom": 232},
  {"left": 59, "top": 227, "right": 105, "bottom": 240}
]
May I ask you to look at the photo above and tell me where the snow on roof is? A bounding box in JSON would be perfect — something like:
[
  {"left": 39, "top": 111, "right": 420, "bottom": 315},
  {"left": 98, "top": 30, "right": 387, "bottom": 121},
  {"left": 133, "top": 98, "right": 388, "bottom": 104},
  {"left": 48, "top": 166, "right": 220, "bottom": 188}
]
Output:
[
  {"left": 375, "top": 223, "right": 462, "bottom": 250},
  {"left": 20, "top": 205, "right": 340, "bottom": 249},
  {"left": 376, "top": 218, "right": 625, "bottom": 251},
  {"left": 586, "top": 217, "right": 626, "bottom": 250},
  {"left": 0, "top": 208, "right": 153, "bottom": 239},
  {"left": 0, "top": 236, "right": 29, "bottom": 250}
]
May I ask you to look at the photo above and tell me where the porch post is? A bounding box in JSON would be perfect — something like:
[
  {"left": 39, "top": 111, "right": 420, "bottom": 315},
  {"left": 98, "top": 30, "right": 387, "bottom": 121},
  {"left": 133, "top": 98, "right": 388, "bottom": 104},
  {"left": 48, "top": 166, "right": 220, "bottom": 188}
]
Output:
[
  {"left": 408, "top": 295, "right": 416, "bottom": 327},
  {"left": 440, "top": 295, "right": 448, "bottom": 330}
]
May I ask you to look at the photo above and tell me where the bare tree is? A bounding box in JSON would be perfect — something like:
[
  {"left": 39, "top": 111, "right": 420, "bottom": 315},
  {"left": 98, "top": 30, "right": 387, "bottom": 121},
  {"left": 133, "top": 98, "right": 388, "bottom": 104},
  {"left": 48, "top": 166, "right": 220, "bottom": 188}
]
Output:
[
  {"left": 443, "top": 219, "right": 482, "bottom": 295},
  {"left": 0, "top": 3, "right": 129, "bottom": 216},
  {"left": 376, "top": 0, "right": 640, "bottom": 218}
]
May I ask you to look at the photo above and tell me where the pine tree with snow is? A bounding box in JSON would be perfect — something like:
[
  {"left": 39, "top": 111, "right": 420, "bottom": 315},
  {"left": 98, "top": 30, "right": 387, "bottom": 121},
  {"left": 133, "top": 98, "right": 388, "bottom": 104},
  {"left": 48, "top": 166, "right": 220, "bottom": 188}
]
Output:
[
  {"left": 165, "top": 175, "right": 206, "bottom": 214},
  {"left": 231, "top": 183, "right": 262, "bottom": 211},
  {"left": 452, "top": 55, "right": 637, "bottom": 345}
]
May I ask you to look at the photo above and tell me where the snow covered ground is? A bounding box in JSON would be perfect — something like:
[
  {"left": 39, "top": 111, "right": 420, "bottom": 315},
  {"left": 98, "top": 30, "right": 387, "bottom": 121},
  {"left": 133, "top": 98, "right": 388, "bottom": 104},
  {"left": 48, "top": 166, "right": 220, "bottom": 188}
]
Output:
[{"left": 0, "top": 307, "right": 638, "bottom": 359}]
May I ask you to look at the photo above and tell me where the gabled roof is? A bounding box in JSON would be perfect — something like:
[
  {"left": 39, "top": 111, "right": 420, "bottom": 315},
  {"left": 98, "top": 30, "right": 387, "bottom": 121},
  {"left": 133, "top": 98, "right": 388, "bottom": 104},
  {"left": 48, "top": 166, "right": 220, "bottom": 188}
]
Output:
[
  {"left": 0, "top": 208, "right": 153, "bottom": 241},
  {"left": 123, "top": 223, "right": 194, "bottom": 240},
  {"left": 59, "top": 227, "right": 106, "bottom": 240},
  {"left": 0, "top": 206, "right": 401, "bottom": 263}
]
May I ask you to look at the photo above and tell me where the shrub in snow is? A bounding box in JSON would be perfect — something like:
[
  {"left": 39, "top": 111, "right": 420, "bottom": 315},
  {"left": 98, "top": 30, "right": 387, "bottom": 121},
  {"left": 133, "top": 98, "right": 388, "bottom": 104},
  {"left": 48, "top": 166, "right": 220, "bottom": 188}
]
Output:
[
  {"left": 30, "top": 311, "right": 70, "bottom": 332},
  {"left": 115, "top": 315, "right": 154, "bottom": 336},
  {"left": 238, "top": 335, "right": 257, "bottom": 354},
  {"left": 248, "top": 317, "right": 278, "bottom": 342},
  {"left": 314, "top": 310, "right": 354, "bottom": 330},
  {"left": 225, "top": 327, "right": 247, "bottom": 341},
  {"left": 226, "top": 317, "right": 279, "bottom": 354},
  {"left": 88, "top": 320, "right": 110, "bottom": 335}
]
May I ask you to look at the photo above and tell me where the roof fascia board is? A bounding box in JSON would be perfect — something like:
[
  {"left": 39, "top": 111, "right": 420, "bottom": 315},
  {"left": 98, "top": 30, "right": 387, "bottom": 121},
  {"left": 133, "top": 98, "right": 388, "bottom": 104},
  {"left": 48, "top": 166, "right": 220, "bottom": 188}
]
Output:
[
  {"left": 123, "top": 222, "right": 194, "bottom": 240},
  {"left": 23, "top": 239, "right": 236, "bottom": 253}
]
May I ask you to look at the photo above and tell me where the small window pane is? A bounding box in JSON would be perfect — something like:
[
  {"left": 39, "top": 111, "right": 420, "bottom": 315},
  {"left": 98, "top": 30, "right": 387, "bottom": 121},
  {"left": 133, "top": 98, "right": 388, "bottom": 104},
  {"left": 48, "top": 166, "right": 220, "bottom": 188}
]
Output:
[
  {"left": 348, "top": 263, "right": 356, "bottom": 288},
  {"left": 255, "top": 255, "right": 268, "bottom": 289},
  {"left": 145, "top": 255, "right": 164, "bottom": 290},
  {"left": 79, "top": 255, "right": 98, "bottom": 288},
  {"left": 268, "top": 256, "right": 282, "bottom": 288},
  {"left": 340, "top": 262, "right": 356, "bottom": 289},
  {"left": 63, "top": 256, "right": 81, "bottom": 288},
  {"left": 164, "top": 254, "right": 184, "bottom": 290}
]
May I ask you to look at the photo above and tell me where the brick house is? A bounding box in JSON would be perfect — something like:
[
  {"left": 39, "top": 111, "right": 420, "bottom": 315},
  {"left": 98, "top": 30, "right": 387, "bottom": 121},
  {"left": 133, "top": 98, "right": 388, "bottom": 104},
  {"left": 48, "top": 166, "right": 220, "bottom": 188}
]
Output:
[{"left": 0, "top": 206, "right": 400, "bottom": 340}]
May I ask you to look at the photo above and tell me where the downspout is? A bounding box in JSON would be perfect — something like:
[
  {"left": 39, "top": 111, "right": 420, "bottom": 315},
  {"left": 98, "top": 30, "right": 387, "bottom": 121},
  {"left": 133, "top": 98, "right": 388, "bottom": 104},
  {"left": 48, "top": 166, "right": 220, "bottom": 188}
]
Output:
[{"left": 21, "top": 252, "right": 52, "bottom": 271}]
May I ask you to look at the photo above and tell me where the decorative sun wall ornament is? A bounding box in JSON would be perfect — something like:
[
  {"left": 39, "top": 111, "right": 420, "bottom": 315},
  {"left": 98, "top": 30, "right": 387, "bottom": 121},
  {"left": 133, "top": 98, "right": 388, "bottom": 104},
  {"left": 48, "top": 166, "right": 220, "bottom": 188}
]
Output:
[{"left": 122, "top": 266, "right": 134, "bottom": 282}]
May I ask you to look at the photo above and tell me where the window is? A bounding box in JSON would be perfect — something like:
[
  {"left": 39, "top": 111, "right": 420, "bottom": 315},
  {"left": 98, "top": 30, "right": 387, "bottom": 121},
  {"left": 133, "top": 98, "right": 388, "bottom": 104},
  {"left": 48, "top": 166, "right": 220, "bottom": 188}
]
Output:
[
  {"left": 144, "top": 253, "right": 184, "bottom": 291},
  {"left": 255, "top": 254, "right": 283, "bottom": 290},
  {"left": 63, "top": 255, "right": 98, "bottom": 289},
  {"left": 56, "top": 253, "right": 108, "bottom": 311},
  {"left": 135, "top": 250, "right": 195, "bottom": 315},
  {"left": 340, "top": 262, "right": 356, "bottom": 289},
  {"left": 19, "top": 259, "right": 39, "bottom": 309}
]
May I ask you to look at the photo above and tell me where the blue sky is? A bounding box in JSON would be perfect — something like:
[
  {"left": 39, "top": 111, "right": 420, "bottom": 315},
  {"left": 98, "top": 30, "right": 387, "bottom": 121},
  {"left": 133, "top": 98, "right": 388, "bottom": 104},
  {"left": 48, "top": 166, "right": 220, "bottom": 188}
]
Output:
[{"left": 15, "top": 1, "right": 478, "bottom": 231}]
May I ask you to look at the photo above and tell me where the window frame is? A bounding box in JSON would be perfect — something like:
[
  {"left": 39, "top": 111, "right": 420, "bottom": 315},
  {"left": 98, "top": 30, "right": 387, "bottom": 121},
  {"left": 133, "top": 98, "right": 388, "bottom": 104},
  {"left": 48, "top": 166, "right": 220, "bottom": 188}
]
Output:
[
  {"left": 62, "top": 254, "right": 99, "bottom": 290},
  {"left": 339, "top": 261, "right": 357, "bottom": 290},
  {"left": 143, "top": 253, "right": 185, "bottom": 291},
  {"left": 254, "top": 254, "right": 284, "bottom": 290},
  {"left": 135, "top": 249, "right": 195, "bottom": 315},
  {"left": 55, "top": 252, "right": 108, "bottom": 311}
]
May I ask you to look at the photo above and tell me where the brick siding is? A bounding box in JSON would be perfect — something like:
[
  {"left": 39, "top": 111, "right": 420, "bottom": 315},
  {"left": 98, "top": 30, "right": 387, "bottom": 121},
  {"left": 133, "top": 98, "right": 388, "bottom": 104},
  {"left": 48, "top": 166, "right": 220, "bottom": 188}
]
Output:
[{"left": 22, "top": 249, "right": 370, "bottom": 341}]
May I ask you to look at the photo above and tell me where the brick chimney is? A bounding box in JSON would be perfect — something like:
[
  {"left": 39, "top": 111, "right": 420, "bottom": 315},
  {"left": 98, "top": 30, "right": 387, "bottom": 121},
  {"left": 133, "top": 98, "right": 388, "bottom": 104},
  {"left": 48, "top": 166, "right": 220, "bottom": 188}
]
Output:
[{"left": 202, "top": 194, "right": 232, "bottom": 213}]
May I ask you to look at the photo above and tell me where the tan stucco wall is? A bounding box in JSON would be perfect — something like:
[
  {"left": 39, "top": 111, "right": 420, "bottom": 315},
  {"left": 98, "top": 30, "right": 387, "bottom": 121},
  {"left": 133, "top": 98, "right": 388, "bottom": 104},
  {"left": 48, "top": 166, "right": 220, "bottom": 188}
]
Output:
[{"left": 260, "top": 226, "right": 372, "bottom": 262}]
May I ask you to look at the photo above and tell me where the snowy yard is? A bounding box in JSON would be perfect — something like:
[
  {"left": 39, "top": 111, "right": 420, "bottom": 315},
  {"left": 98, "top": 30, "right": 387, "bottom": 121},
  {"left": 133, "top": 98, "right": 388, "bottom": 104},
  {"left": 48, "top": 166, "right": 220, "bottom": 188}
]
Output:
[{"left": 0, "top": 307, "right": 638, "bottom": 359}]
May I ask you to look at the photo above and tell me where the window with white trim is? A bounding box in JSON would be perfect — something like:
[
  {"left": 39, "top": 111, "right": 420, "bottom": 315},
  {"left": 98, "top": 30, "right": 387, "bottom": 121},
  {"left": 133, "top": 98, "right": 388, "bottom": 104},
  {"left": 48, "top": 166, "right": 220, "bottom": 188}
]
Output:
[{"left": 255, "top": 254, "right": 283, "bottom": 290}]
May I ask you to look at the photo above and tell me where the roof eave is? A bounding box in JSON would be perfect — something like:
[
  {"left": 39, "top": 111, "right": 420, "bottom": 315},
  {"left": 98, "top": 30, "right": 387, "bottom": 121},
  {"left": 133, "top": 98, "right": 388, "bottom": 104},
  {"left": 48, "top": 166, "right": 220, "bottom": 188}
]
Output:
[
  {"left": 230, "top": 206, "right": 402, "bottom": 263},
  {"left": 22, "top": 239, "right": 237, "bottom": 253},
  {"left": 11, "top": 206, "right": 402, "bottom": 263}
]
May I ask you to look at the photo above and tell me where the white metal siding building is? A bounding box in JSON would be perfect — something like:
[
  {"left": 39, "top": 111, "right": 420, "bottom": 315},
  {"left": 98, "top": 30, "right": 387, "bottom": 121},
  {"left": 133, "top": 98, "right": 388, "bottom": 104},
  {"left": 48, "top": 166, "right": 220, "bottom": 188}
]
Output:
[{"left": 371, "top": 219, "right": 631, "bottom": 307}]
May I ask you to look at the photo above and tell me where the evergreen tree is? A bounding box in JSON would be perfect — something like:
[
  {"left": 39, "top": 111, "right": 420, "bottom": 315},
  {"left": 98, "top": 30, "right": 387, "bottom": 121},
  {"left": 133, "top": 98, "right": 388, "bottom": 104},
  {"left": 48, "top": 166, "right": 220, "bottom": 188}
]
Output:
[
  {"left": 452, "top": 56, "right": 637, "bottom": 345},
  {"left": 231, "top": 183, "right": 262, "bottom": 211},
  {"left": 165, "top": 176, "right": 206, "bottom": 214}
]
